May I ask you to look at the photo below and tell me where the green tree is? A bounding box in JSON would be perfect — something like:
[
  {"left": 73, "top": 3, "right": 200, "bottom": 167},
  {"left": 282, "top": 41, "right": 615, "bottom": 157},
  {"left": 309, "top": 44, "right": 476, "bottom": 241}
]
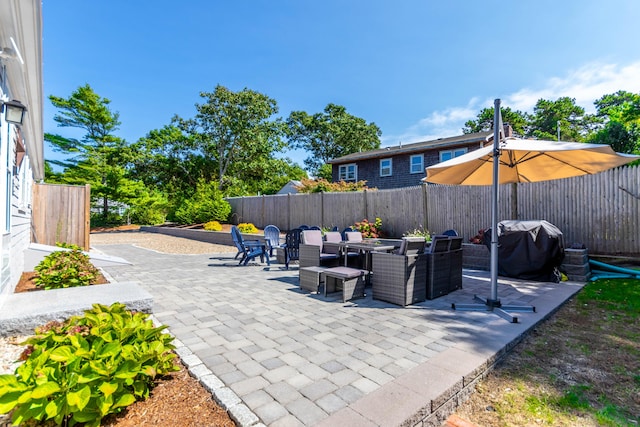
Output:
[
  {"left": 463, "top": 106, "right": 530, "bottom": 136},
  {"left": 286, "top": 103, "right": 382, "bottom": 176},
  {"left": 529, "top": 97, "right": 599, "bottom": 141},
  {"left": 589, "top": 91, "right": 640, "bottom": 154},
  {"left": 175, "top": 85, "right": 286, "bottom": 191},
  {"left": 45, "top": 84, "right": 132, "bottom": 221}
]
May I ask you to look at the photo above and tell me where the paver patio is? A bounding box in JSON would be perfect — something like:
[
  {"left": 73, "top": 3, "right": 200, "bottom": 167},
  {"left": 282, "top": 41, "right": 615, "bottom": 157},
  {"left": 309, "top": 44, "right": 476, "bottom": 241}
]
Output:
[{"left": 93, "top": 243, "right": 583, "bottom": 426}]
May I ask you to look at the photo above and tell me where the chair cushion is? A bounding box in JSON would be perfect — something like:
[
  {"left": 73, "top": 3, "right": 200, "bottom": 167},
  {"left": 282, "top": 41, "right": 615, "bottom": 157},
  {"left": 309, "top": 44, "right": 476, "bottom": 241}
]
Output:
[
  {"left": 302, "top": 230, "right": 324, "bottom": 249},
  {"left": 324, "top": 231, "right": 342, "bottom": 243},
  {"left": 345, "top": 232, "right": 363, "bottom": 242}
]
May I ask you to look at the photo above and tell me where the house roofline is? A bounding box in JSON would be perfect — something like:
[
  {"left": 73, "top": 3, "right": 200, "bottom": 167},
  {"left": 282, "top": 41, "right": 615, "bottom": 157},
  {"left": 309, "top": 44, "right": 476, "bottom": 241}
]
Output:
[{"left": 328, "top": 131, "right": 492, "bottom": 165}]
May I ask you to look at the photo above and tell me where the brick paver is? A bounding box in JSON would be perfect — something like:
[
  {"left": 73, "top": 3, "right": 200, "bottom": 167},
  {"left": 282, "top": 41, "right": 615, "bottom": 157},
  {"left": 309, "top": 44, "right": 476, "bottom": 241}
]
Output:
[{"left": 95, "top": 243, "right": 583, "bottom": 426}]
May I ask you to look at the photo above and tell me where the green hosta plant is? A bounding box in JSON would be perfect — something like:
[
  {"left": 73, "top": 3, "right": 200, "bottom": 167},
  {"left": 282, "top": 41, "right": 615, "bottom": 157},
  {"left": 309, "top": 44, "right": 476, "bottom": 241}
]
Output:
[
  {"left": 0, "top": 303, "right": 178, "bottom": 427},
  {"left": 34, "top": 249, "right": 99, "bottom": 290}
]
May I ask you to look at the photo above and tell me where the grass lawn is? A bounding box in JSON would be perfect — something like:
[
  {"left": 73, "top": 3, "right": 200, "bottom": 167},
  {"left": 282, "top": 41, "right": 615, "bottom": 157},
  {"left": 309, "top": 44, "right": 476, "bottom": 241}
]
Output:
[{"left": 454, "top": 277, "right": 640, "bottom": 426}]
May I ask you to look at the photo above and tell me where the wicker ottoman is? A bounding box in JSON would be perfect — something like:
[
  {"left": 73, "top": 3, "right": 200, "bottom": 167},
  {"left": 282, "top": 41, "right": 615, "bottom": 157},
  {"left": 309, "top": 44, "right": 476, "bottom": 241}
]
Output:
[
  {"left": 323, "top": 267, "right": 367, "bottom": 302},
  {"left": 299, "top": 266, "right": 328, "bottom": 293}
]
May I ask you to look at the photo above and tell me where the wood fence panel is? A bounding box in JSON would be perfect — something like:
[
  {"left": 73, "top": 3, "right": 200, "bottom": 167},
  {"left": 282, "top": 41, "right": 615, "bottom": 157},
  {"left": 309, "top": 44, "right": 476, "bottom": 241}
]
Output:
[
  {"left": 289, "top": 193, "right": 323, "bottom": 229},
  {"left": 262, "top": 194, "right": 289, "bottom": 230},
  {"left": 366, "top": 187, "right": 424, "bottom": 237},
  {"left": 321, "top": 191, "right": 365, "bottom": 230},
  {"left": 226, "top": 166, "right": 639, "bottom": 254},
  {"left": 32, "top": 183, "right": 90, "bottom": 249}
]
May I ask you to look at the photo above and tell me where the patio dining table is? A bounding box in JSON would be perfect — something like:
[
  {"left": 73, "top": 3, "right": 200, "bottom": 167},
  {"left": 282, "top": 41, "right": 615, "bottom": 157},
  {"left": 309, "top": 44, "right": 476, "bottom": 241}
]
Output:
[{"left": 323, "top": 240, "right": 398, "bottom": 271}]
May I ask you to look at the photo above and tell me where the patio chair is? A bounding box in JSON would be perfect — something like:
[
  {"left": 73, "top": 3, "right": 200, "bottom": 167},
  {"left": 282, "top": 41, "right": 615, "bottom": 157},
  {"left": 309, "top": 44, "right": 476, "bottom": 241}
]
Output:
[
  {"left": 340, "top": 227, "right": 354, "bottom": 240},
  {"left": 344, "top": 231, "right": 362, "bottom": 242},
  {"left": 299, "top": 230, "right": 340, "bottom": 268},
  {"left": 393, "top": 236, "right": 426, "bottom": 256},
  {"left": 230, "top": 225, "right": 269, "bottom": 266},
  {"left": 442, "top": 229, "right": 459, "bottom": 237},
  {"left": 371, "top": 243, "right": 428, "bottom": 306},
  {"left": 263, "top": 224, "right": 282, "bottom": 257},
  {"left": 283, "top": 228, "right": 302, "bottom": 269}
]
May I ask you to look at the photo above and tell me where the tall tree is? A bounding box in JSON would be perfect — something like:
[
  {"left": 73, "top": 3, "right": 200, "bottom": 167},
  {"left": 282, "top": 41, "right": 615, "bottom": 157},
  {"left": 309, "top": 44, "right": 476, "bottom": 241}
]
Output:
[
  {"left": 529, "top": 97, "right": 599, "bottom": 141},
  {"left": 175, "top": 85, "right": 286, "bottom": 191},
  {"left": 286, "top": 103, "right": 382, "bottom": 177},
  {"left": 463, "top": 106, "right": 530, "bottom": 136},
  {"left": 589, "top": 91, "right": 640, "bottom": 154},
  {"left": 45, "top": 84, "right": 130, "bottom": 220}
]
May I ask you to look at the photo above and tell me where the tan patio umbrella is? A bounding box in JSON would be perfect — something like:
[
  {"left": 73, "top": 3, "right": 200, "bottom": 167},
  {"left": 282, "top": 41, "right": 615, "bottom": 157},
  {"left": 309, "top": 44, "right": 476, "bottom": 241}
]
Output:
[
  {"left": 425, "top": 137, "right": 640, "bottom": 186},
  {"left": 424, "top": 99, "right": 640, "bottom": 323}
]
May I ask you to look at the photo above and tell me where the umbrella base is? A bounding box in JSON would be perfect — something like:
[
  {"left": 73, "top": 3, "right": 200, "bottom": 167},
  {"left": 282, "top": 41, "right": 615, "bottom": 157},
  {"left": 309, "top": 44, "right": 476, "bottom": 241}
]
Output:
[{"left": 452, "top": 295, "right": 536, "bottom": 323}]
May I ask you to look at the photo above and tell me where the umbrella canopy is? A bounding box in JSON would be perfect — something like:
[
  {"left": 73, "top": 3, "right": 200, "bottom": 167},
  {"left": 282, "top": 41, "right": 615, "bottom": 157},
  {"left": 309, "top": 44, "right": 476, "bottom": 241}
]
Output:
[{"left": 425, "top": 138, "right": 640, "bottom": 185}]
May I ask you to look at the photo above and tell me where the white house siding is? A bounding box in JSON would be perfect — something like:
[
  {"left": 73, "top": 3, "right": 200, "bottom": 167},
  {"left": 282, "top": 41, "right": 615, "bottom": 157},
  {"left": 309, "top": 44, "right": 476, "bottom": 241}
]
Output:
[{"left": 0, "top": 114, "right": 34, "bottom": 303}]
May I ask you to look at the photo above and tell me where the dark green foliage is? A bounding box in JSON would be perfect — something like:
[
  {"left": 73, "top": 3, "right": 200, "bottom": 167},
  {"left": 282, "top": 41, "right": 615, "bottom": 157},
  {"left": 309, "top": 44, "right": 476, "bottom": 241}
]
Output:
[
  {"left": 286, "top": 103, "right": 382, "bottom": 177},
  {"left": 34, "top": 250, "right": 99, "bottom": 290},
  {"left": 0, "top": 303, "right": 178, "bottom": 427},
  {"left": 173, "top": 180, "right": 231, "bottom": 224}
]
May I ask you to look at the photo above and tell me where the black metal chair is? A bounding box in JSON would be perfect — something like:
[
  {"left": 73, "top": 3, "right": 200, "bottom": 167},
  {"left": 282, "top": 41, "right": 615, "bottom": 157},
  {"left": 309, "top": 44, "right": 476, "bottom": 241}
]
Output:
[{"left": 283, "top": 228, "right": 303, "bottom": 269}]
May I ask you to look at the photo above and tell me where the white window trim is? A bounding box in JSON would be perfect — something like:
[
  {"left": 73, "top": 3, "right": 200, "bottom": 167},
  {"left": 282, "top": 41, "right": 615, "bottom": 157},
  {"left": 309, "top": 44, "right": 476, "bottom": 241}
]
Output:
[
  {"left": 338, "top": 163, "right": 357, "bottom": 181},
  {"left": 380, "top": 158, "right": 392, "bottom": 177},
  {"left": 410, "top": 154, "right": 424, "bottom": 174},
  {"left": 439, "top": 148, "right": 468, "bottom": 162}
]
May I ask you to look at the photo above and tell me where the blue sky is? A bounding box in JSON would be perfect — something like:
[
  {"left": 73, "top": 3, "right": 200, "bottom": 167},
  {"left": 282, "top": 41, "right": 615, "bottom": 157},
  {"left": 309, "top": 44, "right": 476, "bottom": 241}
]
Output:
[{"left": 42, "top": 1, "right": 640, "bottom": 170}]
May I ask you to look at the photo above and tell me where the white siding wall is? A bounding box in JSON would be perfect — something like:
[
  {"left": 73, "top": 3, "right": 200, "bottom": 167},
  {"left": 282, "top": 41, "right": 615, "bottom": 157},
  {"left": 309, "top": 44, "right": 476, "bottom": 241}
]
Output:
[{"left": 0, "top": 112, "right": 35, "bottom": 304}]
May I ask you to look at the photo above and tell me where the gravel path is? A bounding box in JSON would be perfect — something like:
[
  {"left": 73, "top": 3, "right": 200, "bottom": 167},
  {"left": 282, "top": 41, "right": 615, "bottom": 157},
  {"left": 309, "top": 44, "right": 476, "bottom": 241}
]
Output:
[{"left": 89, "top": 231, "right": 235, "bottom": 254}]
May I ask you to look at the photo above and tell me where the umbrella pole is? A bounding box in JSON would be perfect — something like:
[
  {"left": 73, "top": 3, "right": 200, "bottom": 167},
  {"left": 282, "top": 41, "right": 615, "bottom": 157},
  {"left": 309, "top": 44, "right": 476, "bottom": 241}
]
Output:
[{"left": 452, "top": 99, "right": 535, "bottom": 323}]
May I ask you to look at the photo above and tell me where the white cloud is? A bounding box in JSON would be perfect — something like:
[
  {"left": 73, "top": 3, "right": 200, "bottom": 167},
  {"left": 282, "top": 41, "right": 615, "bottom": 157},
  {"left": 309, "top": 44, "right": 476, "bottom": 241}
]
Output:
[{"left": 386, "top": 60, "right": 640, "bottom": 146}]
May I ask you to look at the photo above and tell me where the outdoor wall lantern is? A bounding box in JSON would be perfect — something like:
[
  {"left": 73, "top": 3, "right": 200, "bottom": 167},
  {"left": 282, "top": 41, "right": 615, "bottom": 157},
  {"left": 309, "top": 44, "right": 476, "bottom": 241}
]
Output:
[{"left": 1, "top": 99, "right": 27, "bottom": 125}]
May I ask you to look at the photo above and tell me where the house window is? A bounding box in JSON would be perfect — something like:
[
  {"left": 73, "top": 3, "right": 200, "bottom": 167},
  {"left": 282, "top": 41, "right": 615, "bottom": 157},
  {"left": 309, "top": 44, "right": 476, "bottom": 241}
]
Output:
[
  {"left": 410, "top": 154, "right": 424, "bottom": 174},
  {"left": 380, "top": 158, "right": 392, "bottom": 177},
  {"left": 338, "top": 163, "right": 357, "bottom": 181},
  {"left": 440, "top": 148, "right": 468, "bottom": 162}
]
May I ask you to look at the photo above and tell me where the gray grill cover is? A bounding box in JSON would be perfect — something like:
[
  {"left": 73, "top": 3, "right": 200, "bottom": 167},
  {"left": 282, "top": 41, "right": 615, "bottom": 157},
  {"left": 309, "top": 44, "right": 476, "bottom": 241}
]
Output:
[{"left": 484, "top": 220, "right": 565, "bottom": 282}]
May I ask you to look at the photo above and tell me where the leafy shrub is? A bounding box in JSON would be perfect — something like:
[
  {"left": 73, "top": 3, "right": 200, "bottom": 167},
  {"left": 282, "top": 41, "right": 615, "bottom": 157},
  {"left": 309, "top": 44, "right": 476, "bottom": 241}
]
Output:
[
  {"left": 403, "top": 227, "right": 431, "bottom": 242},
  {"left": 237, "top": 223, "right": 259, "bottom": 233},
  {"left": 173, "top": 180, "right": 231, "bottom": 224},
  {"left": 203, "top": 220, "right": 222, "bottom": 231},
  {"left": 295, "top": 178, "right": 374, "bottom": 193},
  {"left": 353, "top": 217, "right": 383, "bottom": 238},
  {"left": 128, "top": 189, "right": 169, "bottom": 226},
  {"left": 34, "top": 250, "right": 100, "bottom": 290},
  {"left": 56, "top": 242, "right": 83, "bottom": 251},
  {"left": 0, "top": 303, "right": 178, "bottom": 427}
]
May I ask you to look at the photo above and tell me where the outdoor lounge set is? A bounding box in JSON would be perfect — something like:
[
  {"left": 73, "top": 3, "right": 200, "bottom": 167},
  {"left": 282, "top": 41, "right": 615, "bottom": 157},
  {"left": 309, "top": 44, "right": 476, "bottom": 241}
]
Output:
[
  {"left": 294, "top": 229, "right": 463, "bottom": 305},
  {"left": 230, "top": 225, "right": 463, "bottom": 306}
]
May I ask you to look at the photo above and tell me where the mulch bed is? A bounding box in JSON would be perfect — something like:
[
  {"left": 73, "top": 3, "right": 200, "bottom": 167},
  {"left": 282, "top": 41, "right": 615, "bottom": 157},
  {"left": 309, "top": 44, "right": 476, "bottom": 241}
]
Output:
[{"left": 14, "top": 271, "right": 109, "bottom": 293}]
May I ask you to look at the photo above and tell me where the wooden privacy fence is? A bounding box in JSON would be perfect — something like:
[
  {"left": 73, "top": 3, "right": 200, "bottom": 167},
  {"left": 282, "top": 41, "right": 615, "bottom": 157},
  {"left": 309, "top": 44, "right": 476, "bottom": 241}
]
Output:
[
  {"left": 227, "top": 166, "right": 640, "bottom": 255},
  {"left": 31, "top": 183, "right": 90, "bottom": 250}
]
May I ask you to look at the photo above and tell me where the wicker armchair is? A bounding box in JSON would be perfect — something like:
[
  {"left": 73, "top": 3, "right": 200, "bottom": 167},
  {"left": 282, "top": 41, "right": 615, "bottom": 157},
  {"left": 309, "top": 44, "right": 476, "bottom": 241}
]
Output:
[
  {"left": 299, "top": 230, "right": 340, "bottom": 268},
  {"left": 371, "top": 237, "right": 427, "bottom": 306}
]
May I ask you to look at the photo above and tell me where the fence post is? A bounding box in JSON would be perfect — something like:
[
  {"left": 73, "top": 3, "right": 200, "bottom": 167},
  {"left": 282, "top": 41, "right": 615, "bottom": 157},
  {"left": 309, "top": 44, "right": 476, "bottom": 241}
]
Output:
[
  {"left": 510, "top": 183, "right": 518, "bottom": 220},
  {"left": 363, "top": 189, "right": 368, "bottom": 219},
  {"left": 83, "top": 184, "right": 91, "bottom": 250},
  {"left": 287, "top": 194, "right": 291, "bottom": 231},
  {"left": 321, "top": 191, "right": 325, "bottom": 228},
  {"left": 422, "top": 184, "right": 429, "bottom": 232}
]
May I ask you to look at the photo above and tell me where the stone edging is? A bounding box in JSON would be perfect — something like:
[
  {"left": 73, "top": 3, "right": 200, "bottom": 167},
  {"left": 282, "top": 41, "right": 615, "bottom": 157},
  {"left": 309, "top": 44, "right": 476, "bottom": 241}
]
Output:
[{"left": 152, "top": 315, "right": 265, "bottom": 427}]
